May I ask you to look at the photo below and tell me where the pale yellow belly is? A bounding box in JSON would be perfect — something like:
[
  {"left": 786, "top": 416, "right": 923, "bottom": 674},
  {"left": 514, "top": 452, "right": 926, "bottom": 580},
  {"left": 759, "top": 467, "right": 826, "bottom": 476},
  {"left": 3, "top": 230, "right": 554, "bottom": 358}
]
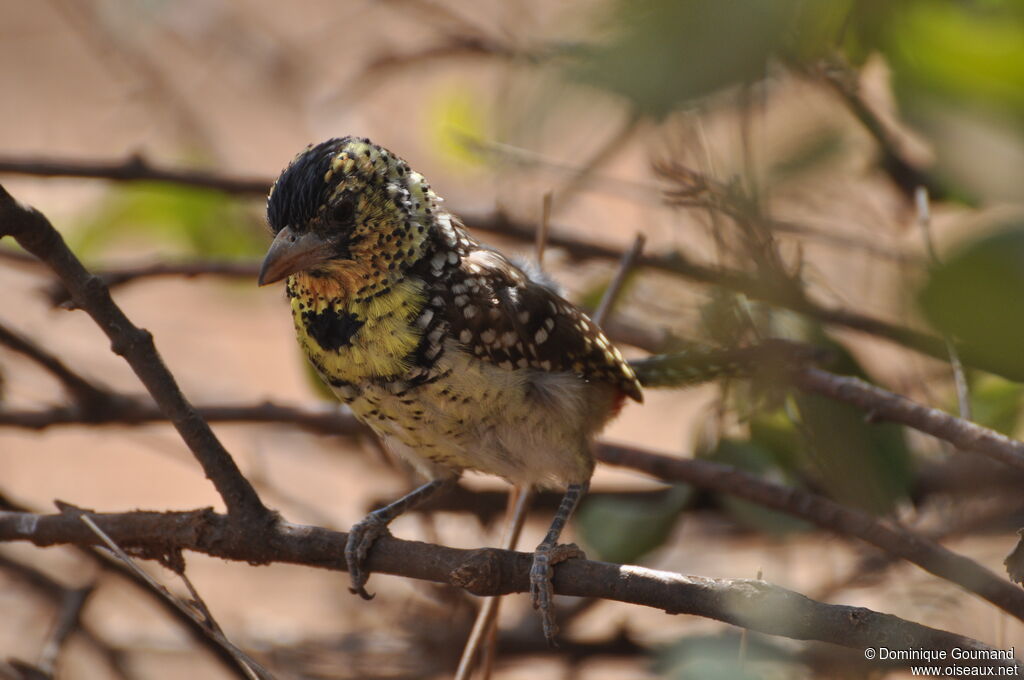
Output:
[{"left": 335, "top": 342, "right": 615, "bottom": 486}]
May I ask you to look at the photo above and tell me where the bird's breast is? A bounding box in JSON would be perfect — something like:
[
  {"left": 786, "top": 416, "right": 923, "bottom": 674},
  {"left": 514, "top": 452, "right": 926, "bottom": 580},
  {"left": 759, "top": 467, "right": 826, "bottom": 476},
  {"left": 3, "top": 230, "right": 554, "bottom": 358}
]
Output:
[{"left": 288, "top": 274, "right": 426, "bottom": 384}]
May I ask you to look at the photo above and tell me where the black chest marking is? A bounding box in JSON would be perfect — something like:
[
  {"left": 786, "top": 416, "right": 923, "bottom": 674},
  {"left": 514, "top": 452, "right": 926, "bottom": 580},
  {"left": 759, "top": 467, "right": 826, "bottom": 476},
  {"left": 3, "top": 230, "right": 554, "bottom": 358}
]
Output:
[{"left": 304, "top": 308, "right": 365, "bottom": 351}]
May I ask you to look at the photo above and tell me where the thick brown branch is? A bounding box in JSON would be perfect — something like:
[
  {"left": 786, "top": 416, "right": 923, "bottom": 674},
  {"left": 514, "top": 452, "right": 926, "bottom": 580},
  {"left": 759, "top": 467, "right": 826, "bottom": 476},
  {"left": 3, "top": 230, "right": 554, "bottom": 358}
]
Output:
[
  {"left": 0, "top": 184, "right": 268, "bottom": 522},
  {"left": 0, "top": 508, "right": 1016, "bottom": 670},
  {"left": 596, "top": 443, "right": 1024, "bottom": 623},
  {"left": 3, "top": 386, "right": 1021, "bottom": 626},
  {"left": 5, "top": 364, "right": 1024, "bottom": 612}
]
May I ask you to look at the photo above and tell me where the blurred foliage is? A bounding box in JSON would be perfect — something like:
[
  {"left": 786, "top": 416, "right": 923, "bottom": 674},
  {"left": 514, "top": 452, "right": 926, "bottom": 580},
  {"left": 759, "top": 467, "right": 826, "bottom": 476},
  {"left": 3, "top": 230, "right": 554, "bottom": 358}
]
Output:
[
  {"left": 765, "top": 129, "right": 847, "bottom": 184},
  {"left": 428, "top": 82, "right": 491, "bottom": 171},
  {"left": 792, "top": 390, "right": 912, "bottom": 514},
  {"left": 693, "top": 282, "right": 914, "bottom": 516},
  {"left": 788, "top": 342, "right": 913, "bottom": 514},
  {"left": 702, "top": 287, "right": 913, "bottom": 515},
  {"left": 654, "top": 634, "right": 797, "bottom": 680},
  {"left": 579, "top": 270, "right": 639, "bottom": 313},
  {"left": 919, "top": 225, "right": 1024, "bottom": 381},
  {"left": 968, "top": 373, "right": 1024, "bottom": 437},
  {"left": 72, "top": 183, "right": 265, "bottom": 258},
  {"left": 568, "top": 0, "right": 834, "bottom": 118},
  {"left": 578, "top": 484, "right": 692, "bottom": 564},
  {"left": 568, "top": 0, "right": 1024, "bottom": 148},
  {"left": 845, "top": 0, "right": 1024, "bottom": 121},
  {"left": 705, "top": 439, "right": 811, "bottom": 534}
]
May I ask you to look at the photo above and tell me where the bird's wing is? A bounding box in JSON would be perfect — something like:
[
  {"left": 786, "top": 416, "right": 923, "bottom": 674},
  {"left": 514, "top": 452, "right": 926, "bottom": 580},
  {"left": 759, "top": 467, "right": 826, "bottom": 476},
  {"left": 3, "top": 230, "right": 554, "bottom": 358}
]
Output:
[{"left": 436, "top": 246, "right": 642, "bottom": 402}]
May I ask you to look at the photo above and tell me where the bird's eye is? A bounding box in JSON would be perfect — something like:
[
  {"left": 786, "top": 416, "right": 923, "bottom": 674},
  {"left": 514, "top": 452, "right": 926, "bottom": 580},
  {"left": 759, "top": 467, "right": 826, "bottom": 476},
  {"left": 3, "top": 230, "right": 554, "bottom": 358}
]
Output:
[{"left": 330, "top": 200, "right": 355, "bottom": 226}]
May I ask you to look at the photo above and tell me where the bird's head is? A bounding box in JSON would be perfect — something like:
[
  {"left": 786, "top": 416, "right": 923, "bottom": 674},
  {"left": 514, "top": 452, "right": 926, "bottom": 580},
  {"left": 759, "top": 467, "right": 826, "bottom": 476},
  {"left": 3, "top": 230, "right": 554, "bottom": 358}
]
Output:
[{"left": 258, "top": 137, "right": 440, "bottom": 295}]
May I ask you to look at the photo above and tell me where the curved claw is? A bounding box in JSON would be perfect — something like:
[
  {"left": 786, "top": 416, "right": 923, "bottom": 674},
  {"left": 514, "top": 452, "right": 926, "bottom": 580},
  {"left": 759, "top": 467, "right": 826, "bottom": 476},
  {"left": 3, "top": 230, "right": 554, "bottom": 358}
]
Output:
[
  {"left": 529, "top": 543, "right": 586, "bottom": 644},
  {"left": 345, "top": 514, "right": 392, "bottom": 600}
]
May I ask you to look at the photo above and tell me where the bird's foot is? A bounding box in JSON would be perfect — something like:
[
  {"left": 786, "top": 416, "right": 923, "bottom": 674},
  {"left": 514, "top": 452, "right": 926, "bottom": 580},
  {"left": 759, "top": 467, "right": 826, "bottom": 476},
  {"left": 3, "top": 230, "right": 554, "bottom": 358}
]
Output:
[
  {"left": 345, "top": 513, "right": 392, "bottom": 600},
  {"left": 530, "top": 542, "right": 586, "bottom": 644}
]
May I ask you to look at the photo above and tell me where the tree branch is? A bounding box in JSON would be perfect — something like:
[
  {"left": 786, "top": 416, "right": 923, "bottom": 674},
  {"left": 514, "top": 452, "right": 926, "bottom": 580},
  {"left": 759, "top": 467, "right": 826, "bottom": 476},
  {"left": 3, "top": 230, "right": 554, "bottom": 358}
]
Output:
[
  {"left": 0, "top": 508, "right": 1016, "bottom": 671},
  {"left": 42, "top": 259, "right": 260, "bottom": 307},
  {"left": 594, "top": 443, "right": 1024, "bottom": 623},
  {"left": 3, "top": 381, "right": 1021, "bottom": 627},
  {"left": 0, "top": 318, "right": 115, "bottom": 410},
  {"left": 0, "top": 184, "right": 268, "bottom": 523},
  {"left": 812, "top": 59, "right": 951, "bottom": 202},
  {"left": 792, "top": 367, "right": 1024, "bottom": 473},
  {"left": 0, "top": 552, "right": 135, "bottom": 680},
  {"left": 0, "top": 399, "right": 364, "bottom": 436},
  {"left": 0, "top": 155, "right": 269, "bottom": 195}
]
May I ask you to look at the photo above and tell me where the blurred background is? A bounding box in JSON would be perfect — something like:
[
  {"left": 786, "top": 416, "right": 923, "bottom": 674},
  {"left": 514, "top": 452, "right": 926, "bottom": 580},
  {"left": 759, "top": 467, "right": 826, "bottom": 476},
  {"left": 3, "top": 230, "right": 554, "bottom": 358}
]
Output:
[{"left": 2, "top": 0, "right": 1024, "bottom": 678}]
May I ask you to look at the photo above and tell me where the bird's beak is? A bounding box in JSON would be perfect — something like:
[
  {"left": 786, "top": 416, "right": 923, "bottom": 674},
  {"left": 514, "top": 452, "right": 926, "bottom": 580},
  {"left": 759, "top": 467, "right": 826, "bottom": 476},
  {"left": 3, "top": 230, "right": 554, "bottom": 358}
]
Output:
[{"left": 258, "top": 226, "right": 334, "bottom": 286}]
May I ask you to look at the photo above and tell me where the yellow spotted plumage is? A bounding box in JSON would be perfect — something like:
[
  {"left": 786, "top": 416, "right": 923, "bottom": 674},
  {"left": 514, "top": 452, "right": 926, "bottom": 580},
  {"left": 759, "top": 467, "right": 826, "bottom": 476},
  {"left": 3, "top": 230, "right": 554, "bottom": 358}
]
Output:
[{"left": 260, "top": 136, "right": 641, "bottom": 640}]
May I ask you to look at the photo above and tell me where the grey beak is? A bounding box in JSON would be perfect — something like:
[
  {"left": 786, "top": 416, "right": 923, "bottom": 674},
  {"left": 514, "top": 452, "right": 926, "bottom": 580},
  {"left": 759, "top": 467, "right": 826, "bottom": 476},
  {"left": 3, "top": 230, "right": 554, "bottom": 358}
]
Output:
[{"left": 258, "top": 226, "right": 334, "bottom": 286}]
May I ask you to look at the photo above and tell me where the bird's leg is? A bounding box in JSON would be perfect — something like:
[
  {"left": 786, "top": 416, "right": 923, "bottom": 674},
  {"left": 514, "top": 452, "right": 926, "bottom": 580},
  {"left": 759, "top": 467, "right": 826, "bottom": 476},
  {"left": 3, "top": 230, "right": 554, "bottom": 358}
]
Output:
[
  {"left": 530, "top": 481, "right": 589, "bottom": 644},
  {"left": 346, "top": 475, "right": 456, "bottom": 599}
]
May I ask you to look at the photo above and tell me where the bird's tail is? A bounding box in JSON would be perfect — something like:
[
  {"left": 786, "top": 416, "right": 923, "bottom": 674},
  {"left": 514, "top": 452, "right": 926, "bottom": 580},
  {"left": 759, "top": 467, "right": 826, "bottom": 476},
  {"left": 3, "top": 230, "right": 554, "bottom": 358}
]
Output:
[{"left": 628, "top": 339, "right": 826, "bottom": 389}]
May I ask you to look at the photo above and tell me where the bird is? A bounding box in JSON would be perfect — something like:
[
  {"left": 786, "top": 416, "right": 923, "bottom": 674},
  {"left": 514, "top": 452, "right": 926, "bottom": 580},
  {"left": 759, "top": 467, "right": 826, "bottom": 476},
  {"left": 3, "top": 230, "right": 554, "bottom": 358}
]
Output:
[{"left": 258, "top": 136, "right": 642, "bottom": 642}]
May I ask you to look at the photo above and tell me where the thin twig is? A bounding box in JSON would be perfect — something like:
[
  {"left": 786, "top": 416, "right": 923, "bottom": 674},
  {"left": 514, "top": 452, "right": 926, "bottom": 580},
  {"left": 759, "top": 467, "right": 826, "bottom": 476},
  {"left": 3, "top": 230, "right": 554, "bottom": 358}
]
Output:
[
  {"left": 0, "top": 318, "right": 114, "bottom": 409},
  {"left": 549, "top": 111, "right": 643, "bottom": 216},
  {"left": 915, "top": 185, "right": 971, "bottom": 420},
  {"left": 592, "top": 233, "right": 645, "bottom": 327},
  {"left": 78, "top": 515, "right": 273, "bottom": 680},
  {"left": 43, "top": 260, "right": 259, "bottom": 307},
  {"left": 0, "top": 155, "right": 268, "bottom": 195},
  {"left": 4, "top": 352, "right": 1023, "bottom": 484},
  {"left": 0, "top": 507, "right": 1015, "bottom": 670},
  {"left": 456, "top": 487, "right": 533, "bottom": 680},
  {"left": 0, "top": 399, "right": 364, "bottom": 436},
  {"left": 0, "top": 494, "right": 257, "bottom": 679},
  {"left": 813, "top": 59, "right": 950, "bottom": 201},
  {"left": 0, "top": 552, "right": 134, "bottom": 680},
  {"left": 37, "top": 585, "right": 94, "bottom": 676},
  {"left": 535, "top": 191, "right": 552, "bottom": 268}
]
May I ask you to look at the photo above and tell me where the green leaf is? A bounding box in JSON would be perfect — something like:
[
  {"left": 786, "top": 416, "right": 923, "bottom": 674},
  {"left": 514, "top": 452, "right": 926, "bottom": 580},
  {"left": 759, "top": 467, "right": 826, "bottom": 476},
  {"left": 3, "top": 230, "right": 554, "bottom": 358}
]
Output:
[
  {"left": 568, "top": 0, "right": 849, "bottom": 118},
  {"left": 793, "top": 391, "right": 912, "bottom": 514},
  {"left": 885, "top": 1, "right": 1024, "bottom": 120},
  {"left": 72, "top": 183, "right": 265, "bottom": 259},
  {"left": 748, "top": 409, "right": 803, "bottom": 474},
  {"left": 919, "top": 225, "right": 1024, "bottom": 381},
  {"left": 654, "top": 635, "right": 783, "bottom": 680},
  {"left": 969, "top": 373, "right": 1024, "bottom": 437},
  {"left": 577, "top": 485, "right": 692, "bottom": 564},
  {"left": 427, "top": 83, "right": 491, "bottom": 170},
  {"left": 786, "top": 341, "right": 913, "bottom": 514},
  {"left": 705, "top": 439, "right": 811, "bottom": 535},
  {"left": 568, "top": 0, "right": 789, "bottom": 117}
]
